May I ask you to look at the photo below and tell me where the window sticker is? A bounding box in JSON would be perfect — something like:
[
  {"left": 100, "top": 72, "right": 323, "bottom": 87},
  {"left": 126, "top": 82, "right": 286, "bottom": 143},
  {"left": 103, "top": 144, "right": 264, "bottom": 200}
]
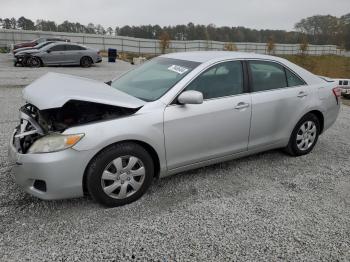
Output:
[{"left": 168, "top": 65, "right": 189, "bottom": 75}]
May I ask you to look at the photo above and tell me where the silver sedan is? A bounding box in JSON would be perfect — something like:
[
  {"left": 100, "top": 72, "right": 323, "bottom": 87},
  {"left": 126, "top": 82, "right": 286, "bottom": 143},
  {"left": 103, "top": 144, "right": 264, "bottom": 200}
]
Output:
[
  {"left": 14, "top": 42, "right": 102, "bottom": 67},
  {"left": 9, "top": 51, "right": 340, "bottom": 207}
]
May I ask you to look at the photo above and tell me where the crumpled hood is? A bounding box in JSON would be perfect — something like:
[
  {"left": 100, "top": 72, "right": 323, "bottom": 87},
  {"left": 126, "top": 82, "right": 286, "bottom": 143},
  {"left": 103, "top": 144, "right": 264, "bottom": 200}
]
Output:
[
  {"left": 15, "top": 49, "right": 40, "bottom": 56},
  {"left": 23, "top": 72, "right": 146, "bottom": 110}
]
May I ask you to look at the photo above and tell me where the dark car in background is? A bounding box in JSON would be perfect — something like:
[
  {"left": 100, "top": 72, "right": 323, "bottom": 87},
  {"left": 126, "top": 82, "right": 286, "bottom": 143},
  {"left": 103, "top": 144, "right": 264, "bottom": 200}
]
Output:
[
  {"left": 15, "top": 42, "right": 102, "bottom": 68},
  {"left": 13, "top": 37, "right": 70, "bottom": 50},
  {"left": 13, "top": 41, "right": 55, "bottom": 55}
]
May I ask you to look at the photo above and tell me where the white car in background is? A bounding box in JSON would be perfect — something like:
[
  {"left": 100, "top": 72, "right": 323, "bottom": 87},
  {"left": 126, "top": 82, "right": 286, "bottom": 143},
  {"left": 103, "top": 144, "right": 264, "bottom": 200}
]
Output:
[{"left": 335, "top": 79, "right": 350, "bottom": 98}]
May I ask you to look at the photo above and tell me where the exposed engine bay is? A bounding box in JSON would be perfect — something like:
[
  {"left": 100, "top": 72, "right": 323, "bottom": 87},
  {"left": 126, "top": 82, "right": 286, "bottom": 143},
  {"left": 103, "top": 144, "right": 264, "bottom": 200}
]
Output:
[{"left": 13, "top": 100, "right": 139, "bottom": 153}]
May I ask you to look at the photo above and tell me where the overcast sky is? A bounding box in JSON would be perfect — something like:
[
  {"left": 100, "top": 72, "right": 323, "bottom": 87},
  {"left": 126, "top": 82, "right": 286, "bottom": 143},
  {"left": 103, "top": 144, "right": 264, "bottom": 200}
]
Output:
[{"left": 1, "top": 0, "right": 349, "bottom": 31}]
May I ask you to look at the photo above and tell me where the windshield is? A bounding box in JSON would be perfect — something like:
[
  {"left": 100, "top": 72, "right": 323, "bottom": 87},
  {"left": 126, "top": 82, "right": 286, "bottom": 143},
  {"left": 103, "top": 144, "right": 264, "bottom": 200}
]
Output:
[
  {"left": 111, "top": 57, "right": 200, "bottom": 101},
  {"left": 34, "top": 42, "right": 52, "bottom": 49}
]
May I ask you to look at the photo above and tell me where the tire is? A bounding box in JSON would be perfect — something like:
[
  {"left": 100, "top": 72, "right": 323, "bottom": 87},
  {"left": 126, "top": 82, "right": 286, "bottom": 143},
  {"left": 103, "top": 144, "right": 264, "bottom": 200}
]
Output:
[
  {"left": 80, "top": 56, "right": 92, "bottom": 68},
  {"left": 22, "top": 56, "right": 30, "bottom": 67},
  {"left": 284, "top": 113, "right": 320, "bottom": 156},
  {"left": 342, "top": 94, "right": 350, "bottom": 99},
  {"left": 27, "top": 56, "right": 41, "bottom": 68},
  {"left": 86, "top": 142, "right": 154, "bottom": 207}
]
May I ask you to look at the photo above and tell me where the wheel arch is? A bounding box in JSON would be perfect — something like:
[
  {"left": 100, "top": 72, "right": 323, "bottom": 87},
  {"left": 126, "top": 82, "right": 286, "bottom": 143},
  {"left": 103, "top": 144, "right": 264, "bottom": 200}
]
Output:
[
  {"left": 308, "top": 110, "right": 324, "bottom": 134},
  {"left": 80, "top": 55, "right": 93, "bottom": 64},
  {"left": 30, "top": 56, "right": 44, "bottom": 66},
  {"left": 82, "top": 139, "right": 161, "bottom": 195}
]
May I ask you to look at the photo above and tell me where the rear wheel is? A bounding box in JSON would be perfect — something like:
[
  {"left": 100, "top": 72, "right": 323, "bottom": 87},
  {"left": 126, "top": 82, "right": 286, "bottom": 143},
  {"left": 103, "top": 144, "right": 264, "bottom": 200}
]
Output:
[
  {"left": 285, "top": 113, "right": 320, "bottom": 156},
  {"left": 86, "top": 142, "right": 154, "bottom": 207},
  {"left": 80, "top": 56, "right": 92, "bottom": 67}
]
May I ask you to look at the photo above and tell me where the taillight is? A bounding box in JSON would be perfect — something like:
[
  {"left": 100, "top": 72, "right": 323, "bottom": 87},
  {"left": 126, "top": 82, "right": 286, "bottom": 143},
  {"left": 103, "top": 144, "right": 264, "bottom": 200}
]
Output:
[
  {"left": 333, "top": 87, "right": 341, "bottom": 97},
  {"left": 332, "top": 87, "right": 341, "bottom": 104}
]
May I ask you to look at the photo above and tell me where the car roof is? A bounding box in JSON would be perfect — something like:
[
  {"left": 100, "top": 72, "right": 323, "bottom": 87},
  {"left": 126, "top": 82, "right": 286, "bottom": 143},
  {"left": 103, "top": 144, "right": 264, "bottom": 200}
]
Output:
[
  {"left": 45, "top": 42, "right": 86, "bottom": 48},
  {"left": 162, "top": 51, "right": 283, "bottom": 63}
]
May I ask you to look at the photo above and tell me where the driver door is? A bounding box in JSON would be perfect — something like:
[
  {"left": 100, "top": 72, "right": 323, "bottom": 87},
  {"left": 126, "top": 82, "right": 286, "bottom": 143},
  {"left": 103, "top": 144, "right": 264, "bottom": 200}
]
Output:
[
  {"left": 164, "top": 61, "right": 252, "bottom": 170},
  {"left": 44, "top": 44, "right": 67, "bottom": 65}
]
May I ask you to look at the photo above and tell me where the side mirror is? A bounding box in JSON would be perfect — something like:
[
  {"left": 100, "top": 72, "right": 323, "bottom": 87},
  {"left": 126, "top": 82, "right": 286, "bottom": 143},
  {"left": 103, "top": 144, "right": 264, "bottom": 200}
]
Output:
[
  {"left": 46, "top": 50, "right": 51, "bottom": 53},
  {"left": 178, "top": 90, "right": 203, "bottom": 105}
]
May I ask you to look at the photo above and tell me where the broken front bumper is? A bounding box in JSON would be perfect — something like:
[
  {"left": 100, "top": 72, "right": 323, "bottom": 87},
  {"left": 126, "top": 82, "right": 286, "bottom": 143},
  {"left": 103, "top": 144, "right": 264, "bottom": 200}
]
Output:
[
  {"left": 8, "top": 132, "right": 98, "bottom": 200},
  {"left": 8, "top": 109, "right": 98, "bottom": 200}
]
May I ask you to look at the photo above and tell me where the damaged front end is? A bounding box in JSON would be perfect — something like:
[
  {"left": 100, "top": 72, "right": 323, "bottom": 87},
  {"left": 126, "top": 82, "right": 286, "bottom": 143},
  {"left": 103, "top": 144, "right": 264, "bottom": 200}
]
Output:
[{"left": 13, "top": 100, "right": 139, "bottom": 154}]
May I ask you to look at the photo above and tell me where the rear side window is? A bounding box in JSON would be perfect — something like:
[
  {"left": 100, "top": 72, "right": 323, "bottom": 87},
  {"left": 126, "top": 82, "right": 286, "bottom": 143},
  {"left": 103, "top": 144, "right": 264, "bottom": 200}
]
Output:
[
  {"left": 249, "top": 61, "right": 287, "bottom": 92},
  {"left": 285, "top": 68, "right": 305, "bottom": 87},
  {"left": 66, "top": 45, "right": 85, "bottom": 51},
  {"left": 186, "top": 61, "right": 244, "bottom": 99},
  {"left": 344, "top": 80, "right": 349, "bottom": 85},
  {"left": 49, "top": 45, "right": 66, "bottom": 51}
]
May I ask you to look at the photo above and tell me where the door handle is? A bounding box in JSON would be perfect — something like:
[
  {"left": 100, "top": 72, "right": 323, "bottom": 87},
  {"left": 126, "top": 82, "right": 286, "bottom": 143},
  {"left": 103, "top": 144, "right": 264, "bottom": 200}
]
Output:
[
  {"left": 297, "top": 91, "right": 308, "bottom": 98},
  {"left": 234, "top": 102, "right": 250, "bottom": 110}
]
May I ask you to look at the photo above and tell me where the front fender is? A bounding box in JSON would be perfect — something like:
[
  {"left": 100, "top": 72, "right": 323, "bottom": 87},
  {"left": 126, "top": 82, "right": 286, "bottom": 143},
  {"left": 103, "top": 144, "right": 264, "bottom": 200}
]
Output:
[{"left": 63, "top": 110, "right": 167, "bottom": 173}]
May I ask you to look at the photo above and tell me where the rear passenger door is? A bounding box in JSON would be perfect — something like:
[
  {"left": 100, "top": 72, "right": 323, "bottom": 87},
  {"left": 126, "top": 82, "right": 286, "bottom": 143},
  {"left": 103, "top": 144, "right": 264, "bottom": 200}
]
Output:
[
  {"left": 65, "top": 45, "right": 86, "bottom": 64},
  {"left": 247, "top": 60, "right": 309, "bottom": 150}
]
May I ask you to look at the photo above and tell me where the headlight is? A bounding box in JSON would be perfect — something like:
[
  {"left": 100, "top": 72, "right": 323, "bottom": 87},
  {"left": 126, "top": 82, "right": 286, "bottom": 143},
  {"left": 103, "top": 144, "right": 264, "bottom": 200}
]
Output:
[{"left": 28, "top": 134, "right": 84, "bottom": 153}]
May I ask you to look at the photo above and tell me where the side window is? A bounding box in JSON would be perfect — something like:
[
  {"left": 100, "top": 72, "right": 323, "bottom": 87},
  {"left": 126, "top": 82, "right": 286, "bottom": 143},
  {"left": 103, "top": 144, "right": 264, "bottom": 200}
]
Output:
[
  {"left": 49, "top": 45, "right": 66, "bottom": 52},
  {"left": 66, "top": 45, "right": 84, "bottom": 51},
  {"left": 344, "top": 80, "right": 349, "bottom": 85},
  {"left": 186, "top": 61, "right": 243, "bottom": 99},
  {"left": 285, "top": 68, "right": 305, "bottom": 87},
  {"left": 249, "top": 61, "right": 287, "bottom": 92}
]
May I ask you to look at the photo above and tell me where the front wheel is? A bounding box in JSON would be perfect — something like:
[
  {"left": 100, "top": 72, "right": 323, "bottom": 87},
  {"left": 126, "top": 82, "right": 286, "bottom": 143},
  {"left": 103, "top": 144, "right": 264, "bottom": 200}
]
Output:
[
  {"left": 27, "top": 56, "right": 41, "bottom": 68},
  {"left": 86, "top": 142, "right": 154, "bottom": 207},
  {"left": 284, "top": 113, "right": 320, "bottom": 156}
]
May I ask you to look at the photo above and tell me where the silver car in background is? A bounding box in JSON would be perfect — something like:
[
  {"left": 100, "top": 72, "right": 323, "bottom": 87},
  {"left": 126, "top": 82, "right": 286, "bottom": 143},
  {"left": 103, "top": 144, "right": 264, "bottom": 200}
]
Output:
[
  {"left": 14, "top": 42, "right": 102, "bottom": 67},
  {"left": 13, "top": 41, "right": 55, "bottom": 55},
  {"left": 8, "top": 51, "right": 340, "bottom": 207}
]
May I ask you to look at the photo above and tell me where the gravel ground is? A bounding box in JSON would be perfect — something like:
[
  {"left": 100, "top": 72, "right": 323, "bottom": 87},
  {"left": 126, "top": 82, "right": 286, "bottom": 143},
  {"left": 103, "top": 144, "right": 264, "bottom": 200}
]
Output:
[
  {"left": 0, "top": 53, "right": 133, "bottom": 86},
  {"left": 0, "top": 58, "right": 350, "bottom": 261}
]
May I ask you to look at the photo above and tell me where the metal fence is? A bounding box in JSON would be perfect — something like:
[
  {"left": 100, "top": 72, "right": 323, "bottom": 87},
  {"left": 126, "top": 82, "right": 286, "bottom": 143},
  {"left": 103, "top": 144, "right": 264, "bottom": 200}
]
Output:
[{"left": 0, "top": 29, "right": 347, "bottom": 56}]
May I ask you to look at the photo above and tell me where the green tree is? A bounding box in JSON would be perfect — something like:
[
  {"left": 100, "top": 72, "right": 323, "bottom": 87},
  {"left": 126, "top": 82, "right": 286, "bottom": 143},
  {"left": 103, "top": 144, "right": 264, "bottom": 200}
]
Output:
[
  {"left": 36, "top": 19, "right": 57, "bottom": 31},
  {"left": 17, "top": 16, "right": 35, "bottom": 30},
  {"left": 295, "top": 15, "right": 340, "bottom": 44},
  {"left": 95, "top": 24, "right": 106, "bottom": 35},
  {"left": 106, "top": 27, "right": 113, "bottom": 35},
  {"left": 2, "top": 18, "right": 11, "bottom": 29},
  {"left": 10, "top": 17, "right": 17, "bottom": 29}
]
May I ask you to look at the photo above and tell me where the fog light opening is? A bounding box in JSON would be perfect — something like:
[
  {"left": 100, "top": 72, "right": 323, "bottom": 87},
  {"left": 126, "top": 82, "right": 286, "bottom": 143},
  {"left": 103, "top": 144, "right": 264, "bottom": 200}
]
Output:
[{"left": 33, "top": 180, "right": 47, "bottom": 192}]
